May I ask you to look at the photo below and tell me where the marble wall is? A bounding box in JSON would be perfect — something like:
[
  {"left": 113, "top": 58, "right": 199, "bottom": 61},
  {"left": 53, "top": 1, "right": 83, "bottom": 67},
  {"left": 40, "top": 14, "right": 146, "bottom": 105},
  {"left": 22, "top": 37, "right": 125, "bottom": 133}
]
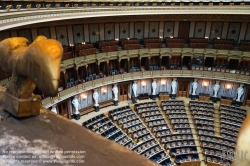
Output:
[
  {"left": 55, "top": 25, "right": 68, "bottom": 46},
  {"left": 227, "top": 22, "right": 241, "bottom": 41},
  {"left": 164, "top": 22, "right": 175, "bottom": 38},
  {"left": 149, "top": 22, "right": 159, "bottom": 38},
  {"left": 194, "top": 22, "right": 206, "bottom": 38},
  {"left": 119, "top": 22, "right": 129, "bottom": 39},
  {"left": 72, "top": 24, "right": 84, "bottom": 44},
  {"left": 209, "top": 22, "right": 223, "bottom": 40}
]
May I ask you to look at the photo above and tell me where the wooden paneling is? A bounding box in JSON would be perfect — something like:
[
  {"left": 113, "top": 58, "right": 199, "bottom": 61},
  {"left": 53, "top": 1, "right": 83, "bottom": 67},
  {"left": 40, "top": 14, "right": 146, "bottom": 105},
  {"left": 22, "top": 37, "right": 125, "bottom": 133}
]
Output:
[
  {"left": 37, "top": 26, "right": 51, "bottom": 38},
  {"left": 0, "top": 30, "right": 10, "bottom": 41},
  {"left": 178, "top": 21, "right": 190, "bottom": 43},
  {"left": 17, "top": 29, "right": 33, "bottom": 44}
]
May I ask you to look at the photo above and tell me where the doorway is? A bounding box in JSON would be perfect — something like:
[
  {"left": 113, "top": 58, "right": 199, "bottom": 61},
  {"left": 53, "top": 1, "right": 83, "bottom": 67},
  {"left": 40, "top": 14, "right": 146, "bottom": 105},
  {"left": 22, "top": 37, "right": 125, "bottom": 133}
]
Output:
[
  {"left": 182, "top": 56, "right": 191, "bottom": 70},
  {"left": 178, "top": 80, "right": 190, "bottom": 97},
  {"left": 119, "top": 83, "right": 129, "bottom": 101},
  {"left": 178, "top": 21, "right": 190, "bottom": 43}
]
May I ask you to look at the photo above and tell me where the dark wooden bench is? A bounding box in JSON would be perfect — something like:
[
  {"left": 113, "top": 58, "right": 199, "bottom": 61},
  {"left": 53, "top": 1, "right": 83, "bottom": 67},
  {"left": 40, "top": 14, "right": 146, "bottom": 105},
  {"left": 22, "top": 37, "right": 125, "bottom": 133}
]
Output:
[
  {"left": 138, "top": 93, "right": 149, "bottom": 100},
  {"left": 99, "top": 99, "right": 114, "bottom": 108},
  {"left": 79, "top": 105, "right": 95, "bottom": 116}
]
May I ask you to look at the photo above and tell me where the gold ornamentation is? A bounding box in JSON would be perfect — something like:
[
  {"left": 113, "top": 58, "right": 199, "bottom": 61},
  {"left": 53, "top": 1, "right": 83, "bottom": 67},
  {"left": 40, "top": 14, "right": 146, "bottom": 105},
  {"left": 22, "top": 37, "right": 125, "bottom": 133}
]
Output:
[
  {"left": 16, "top": 5, "right": 22, "bottom": 11},
  {"left": 6, "top": 5, "right": 12, "bottom": 12}
]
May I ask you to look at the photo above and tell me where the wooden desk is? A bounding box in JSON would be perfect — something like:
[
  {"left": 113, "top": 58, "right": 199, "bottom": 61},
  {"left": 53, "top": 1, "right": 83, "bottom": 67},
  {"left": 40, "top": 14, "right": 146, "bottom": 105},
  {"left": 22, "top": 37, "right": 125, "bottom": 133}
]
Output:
[
  {"left": 198, "top": 93, "right": 210, "bottom": 102},
  {"left": 159, "top": 92, "right": 170, "bottom": 100},
  {"left": 220, "top": 98, "right": 232, "bottom": 105}
]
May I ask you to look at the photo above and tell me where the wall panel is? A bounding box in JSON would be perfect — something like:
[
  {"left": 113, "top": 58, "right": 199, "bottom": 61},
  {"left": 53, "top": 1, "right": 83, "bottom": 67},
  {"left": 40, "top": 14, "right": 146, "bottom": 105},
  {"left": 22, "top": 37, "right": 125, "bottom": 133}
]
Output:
[
  {"left": 164, "top": 22, "right": 175, "bottom": 38},
  {"left": 245, "top": 23, "right": 250, "bottom": 40},
  {"left": 104, "top": 23, "right": 115, "bottom": 40},
  {"left": 149, "top": 22, "right": 159, "bottom": 38},
  {"left": 209, "top": 22, "right": 223, "bottom": 40},
  {"left": 37, "top": 27, "right": 51, "bottom": 38},
  {"left": 227, "top": 22, "right": 241, "bottom": 41},
  {"left": 194, "top": 22, "right": 206, "bottom": 38},
  {"left": 72, "top": 24, "right": 84, "bottom": 44},
  {"left": 0, "top": 30, "right": 11, "bottom": 41},
  {"left": 134, "top": 22, "right": 144, "bottom": 39},
  {"left": 119, "top": 22, "right": 129, "bottom": 39},
  {"left": 17, "top": 29, "right": 33, "bottom": 44},
  {"left": 89, "top": 23, "right": 100, "bottom": 43},
  {"left": 55, "top": 25, "right": 68, "bottom": 46}
]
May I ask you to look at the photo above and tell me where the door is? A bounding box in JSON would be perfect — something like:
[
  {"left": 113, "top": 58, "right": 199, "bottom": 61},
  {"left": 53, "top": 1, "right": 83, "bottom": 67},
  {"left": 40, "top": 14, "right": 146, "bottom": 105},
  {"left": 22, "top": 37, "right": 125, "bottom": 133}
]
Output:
[
  {"left": 178, "top": 80, "right": 189, "bottom": 97},
  {"left": 178, "top": 21, "right": 190, "bottom": 43},
  {"left": 58, "top": 101, "right": 70, "bottom": 119},
  {"left": 119, "top": 83, "right": 129, "bottom": 101}
]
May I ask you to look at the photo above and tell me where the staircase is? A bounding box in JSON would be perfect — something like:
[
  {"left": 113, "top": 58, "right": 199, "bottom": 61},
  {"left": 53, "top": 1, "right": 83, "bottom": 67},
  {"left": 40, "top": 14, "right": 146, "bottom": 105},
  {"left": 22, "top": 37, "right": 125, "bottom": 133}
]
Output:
[
  {"left": 184, "top": 101, "right": 206, "bottom": 166},
  {"left": 213, "top": 103, "right": 221, "bottom": 136},
  {"left": 155, "top": 99, "right": 175, "bottom": 133}
]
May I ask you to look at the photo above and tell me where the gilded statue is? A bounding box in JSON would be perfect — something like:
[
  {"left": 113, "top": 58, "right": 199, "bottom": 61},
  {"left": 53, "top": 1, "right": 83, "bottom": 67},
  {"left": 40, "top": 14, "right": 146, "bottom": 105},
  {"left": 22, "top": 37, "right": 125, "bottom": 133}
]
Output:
[{"left": 0, "top": 36, "right": 62, "bottom": 117}]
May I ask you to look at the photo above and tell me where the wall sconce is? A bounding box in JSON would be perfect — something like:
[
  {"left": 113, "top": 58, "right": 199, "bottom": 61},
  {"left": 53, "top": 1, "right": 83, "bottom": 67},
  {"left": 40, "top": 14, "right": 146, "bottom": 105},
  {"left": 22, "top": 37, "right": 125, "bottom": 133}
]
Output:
[
  {"left": 102, "top": 88, "right": 107, "bottom": 94},
  {"left": 217, "top": 37, "right": 220, "bottom": 40},
  {"left": 16, "top": 5, "right": 22, "bottom": 11},
  {"left": 55, "top": 4, "right": 60, "bottom": 9},
  {"left": 205, "top": 36, "right": 208, "bottom": 39},
  {"left": 26, "top": 4, "right": 31, "bottom": 10},
  {"left": 161, "top": 80, "right": 166, "bottom": 86},
  {"left": 159, "top": 36, "right": 162, "bottom": 39},
  {"left": 226, "top": 83, "right": 232, "bottom": 90},
  {"left": 81, "top": 94, "right": 87, "bottom": 100},
  {"left": 82, "top": 42, "right": 85, "bottom": 44},
  {"left": 141, "top": 81, "right": 146, "bottom": 87},
  {"left": 127, "top": 38, "right": 130, "bottom": 40},
  {"left": 70, "top": 44, "right": 74, "bottom": 47},
  {"left": 170, "top": 36, "right": 173, "bottom": 38},
  {"left": 74, "top": 4, "right": 78, "bottom": 8},
  {"left": 115, "top": 38, "right": 119, "bottom": 41},
  {"left": 6, "top": 5, "right": 12, "bottom": 12},
  {"left": 46, "top": 4, "right": 51, "bottom": 9},
  {"left": 65, "top": 4, "right": 69, "bottom": 8},
  {"left": 0, "top": 6, "right": 2, "bottom": 9},
  {"left": 202, "top": 81, "right": 209, "bottom": 87},
  {"left": 36, "top": 4, "right": 41, "bottom": 9}
]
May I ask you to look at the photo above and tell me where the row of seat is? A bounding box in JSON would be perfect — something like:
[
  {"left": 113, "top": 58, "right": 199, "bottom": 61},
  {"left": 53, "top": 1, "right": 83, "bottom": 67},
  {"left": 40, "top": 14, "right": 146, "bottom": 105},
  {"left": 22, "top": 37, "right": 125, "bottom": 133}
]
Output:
[
  {"left": 121, "top": 39, "right": 139, "bottom": 47},
  {"left": 101, "top": 45, "right": 118, "bottom": 53},
  {"left": 213, "top": 39, "right": 234, "bottom": 45},
  {"left": 79, "top": 48, "right": 96, "bottom": 56},
  {"left": 213, "top": 44, "right": 233, "bottom": 50},
  {"left": 124, "top": 43, "right": 140, "bottom": 50},
  {"left": 145, "top": 43, "right": 162, "bottom": 48},
  {"left": 143, "top": 38, "right": 161, "bottom": 45},
  {"left": 190, "top": 43, "right": 207, "bottom": 48},
  {"left": 189, "top": 38, "right": 208, "bottom": 44},
  {"left": 75, "top": 43, "right": 94, "bottom": 52},
  {"left": 165, "top": 38, "right": 184, "bottom": 44},
  {"left": 167, "top": 43, "right": 184, "bottom": 48},
  {"left": 98, "top": 40, "right": 117, "bottom": 48},
  {"left": 62, "top": 52, "right": 73, "bottom": 60}
]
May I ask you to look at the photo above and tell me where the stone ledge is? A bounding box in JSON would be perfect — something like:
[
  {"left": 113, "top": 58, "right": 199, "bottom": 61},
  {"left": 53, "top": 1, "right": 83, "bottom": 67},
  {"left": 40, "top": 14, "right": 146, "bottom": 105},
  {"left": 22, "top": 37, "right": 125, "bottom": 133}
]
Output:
[{"left": 0, "top": 107, "right": 159, "bottom": 166}]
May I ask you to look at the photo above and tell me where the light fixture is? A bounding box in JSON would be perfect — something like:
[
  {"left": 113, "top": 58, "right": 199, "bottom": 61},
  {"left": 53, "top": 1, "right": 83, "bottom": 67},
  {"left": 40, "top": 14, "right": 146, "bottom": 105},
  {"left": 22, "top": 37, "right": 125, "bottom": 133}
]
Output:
[
  {"left": 127, "top": 38, "right": 130, "bottom": 40},
  {"left": 170, "top": 36, "right": 173, "bottom": 38},
  {"left": 74, "top": 4, "right": 78, "bottom": 8},
  {"left": 102, "top": 88, "right": 107, "bottom": 94},
  {"left": 26, "top": 4, "right": 31, "bottom": 10},
  {"left": 16, "top": 5, "right": 22, "bottom": 11},
  {"left": 161, "top": 80, "right": 166, "bottom": 86},
  {"left": 217, "top": 37, "right": 220, "bottom": 40},
  {"left": 55, "top": 4, "right": 60, "bottom": 9},
  {"left": 36, "top": 4, "right": 41, "bottom": 9},
  {"left": 70, "top": 44, "right": 74, "bottom": 47},
  {"left": 205, "top": 36, "right": 208, "bottom": 39},
  {"left": 6, "top": 5, "right": 12, "bottom": 12},
  {"left": 46, "top": 4, "right": 51, "bottom": 9},
  {"left": 82, "top": 42, "right": 85, "bottom": 44},
  {"left": 226, "top": 83, "right": 232, "bottom": 90},
  {"left": 83, "top": 4, "right": 87, "bottom": 8},
  {"left": 65, "top": 4, "right": 69, "bottom": 8},
  {"left": 81, "top": 94, "right": 87, "bottom": 100},
  {"left": 141, "top": 81, "right": 146, "bottom": 87},
  {"left": 202, "top": 81, "right": 208, "bottom": 87},
  {"left": 115, "top": 38, "right": 119, "bottom": 41},
  {"left": 159, "top": 36, "right": 162, "bottom": 39}
]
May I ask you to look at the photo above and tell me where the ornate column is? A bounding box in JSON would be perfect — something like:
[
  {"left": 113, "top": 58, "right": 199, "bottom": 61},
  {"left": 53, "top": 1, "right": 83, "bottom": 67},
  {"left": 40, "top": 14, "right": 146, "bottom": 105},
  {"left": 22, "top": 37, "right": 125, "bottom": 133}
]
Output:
[
  {"left": 62, "top": 70, "right": 67, "bottom": 88},
  {"left": 148, "top": 57, "right": 151, "bottom": 70},
  {"left": 75, "top": 66, "right": 79, "bottom": 81},
  {"left": 127, "top": 58, "right": 130, "bottom": 72},
  {"left": 106, "top": 61, "right": 110, "bottom": 76}
]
